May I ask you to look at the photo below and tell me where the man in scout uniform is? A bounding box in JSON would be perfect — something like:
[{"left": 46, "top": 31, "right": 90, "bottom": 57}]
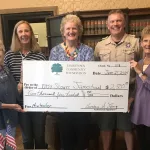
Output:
[{"left": 94, "top": 9, "right": 141, "bottom": 150}]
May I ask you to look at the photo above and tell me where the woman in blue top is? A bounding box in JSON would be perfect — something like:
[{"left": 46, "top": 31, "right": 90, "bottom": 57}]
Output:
[{"left": 49, "top": 14, "right": 94, "bottom": 150}]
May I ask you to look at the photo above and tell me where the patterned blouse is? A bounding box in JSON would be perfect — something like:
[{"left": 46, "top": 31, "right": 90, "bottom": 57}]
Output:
[{"left": 49, "top": 43, "right": 94, "bottom": 61}]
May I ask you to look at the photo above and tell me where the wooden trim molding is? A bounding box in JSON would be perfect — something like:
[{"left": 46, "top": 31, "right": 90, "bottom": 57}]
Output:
[{"left": 0, "top": 6, "right": 58, "bottom": 15}]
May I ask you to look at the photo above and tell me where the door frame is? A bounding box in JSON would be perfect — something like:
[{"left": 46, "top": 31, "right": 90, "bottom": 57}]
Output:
[{"left": 0, "top": 6, "right": 58, "bottom": 50}]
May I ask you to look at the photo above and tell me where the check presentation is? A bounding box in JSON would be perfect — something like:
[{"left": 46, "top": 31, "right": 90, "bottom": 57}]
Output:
[{"left": 23, "top": 61, "right": 130, "bottom": 112}]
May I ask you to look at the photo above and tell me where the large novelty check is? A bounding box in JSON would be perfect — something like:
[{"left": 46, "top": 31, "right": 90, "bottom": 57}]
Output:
[{"left": 23, "top": 61, "right": 130, "bottom": 112}]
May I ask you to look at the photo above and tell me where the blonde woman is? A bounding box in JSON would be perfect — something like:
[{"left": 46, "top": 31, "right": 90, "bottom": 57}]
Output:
[
  {"left": 4, "top": 21, "right": 47, "bottom": 149},
  {"left": 130, "top": 26, "right": 150, "bottom": 150}
]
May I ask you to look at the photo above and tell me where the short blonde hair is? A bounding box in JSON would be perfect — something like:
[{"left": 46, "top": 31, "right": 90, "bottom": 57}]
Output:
[
  {"left": 11, "top": 20, "right": 41, "bottom": 53},
  {"left": 108, "top": 9, "right": 126, "bottom": 22},
  {"left": 141, "top": 26, "right": 150, "bottom": 40},
  {"left": 0, "top": 40, "right": 5, "bottom": 53},
  {"left": 60, "top": 14, "right": 83, "bottom": 39}
]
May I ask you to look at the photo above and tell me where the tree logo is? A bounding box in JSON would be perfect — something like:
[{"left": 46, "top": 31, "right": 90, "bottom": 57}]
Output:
[{"left": 51, "top": 63, "right": 63, "bottom": 75}]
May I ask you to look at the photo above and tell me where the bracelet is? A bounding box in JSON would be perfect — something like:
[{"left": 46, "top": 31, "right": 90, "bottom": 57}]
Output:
[{"left": 138, "top": 72, "right": 143, "bottom": 78}]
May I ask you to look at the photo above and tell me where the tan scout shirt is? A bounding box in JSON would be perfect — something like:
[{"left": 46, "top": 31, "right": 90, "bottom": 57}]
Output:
[
  {"left": 94, "top": 34, "right": 140, "bottom": 62},
  {"left": 94, "top": 34, "right": 141, "bottom": 96}
]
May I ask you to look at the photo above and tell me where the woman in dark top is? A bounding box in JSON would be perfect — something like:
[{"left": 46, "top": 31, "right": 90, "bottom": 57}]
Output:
[
  {"left": 0, "top": 41, "right": 23, "bottom": 150},
  {"left": 4, "top": 20, "right": 47, "bottom": 149}
]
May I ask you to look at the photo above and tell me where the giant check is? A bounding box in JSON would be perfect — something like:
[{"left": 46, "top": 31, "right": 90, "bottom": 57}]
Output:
[{"left": 23, "top": 61, "right": 130, "bottom": 112}]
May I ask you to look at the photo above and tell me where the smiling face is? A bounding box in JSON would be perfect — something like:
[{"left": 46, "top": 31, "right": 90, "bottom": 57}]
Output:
[
  {"left": 107, "top": 13, "right": 125, "bottom": 37},
  {"left": 16, "top": 23, "right": 31, "bottom": 46},
  {"left": 63, "top": 21, "right": 79, "bottom": 43},
  {"left": 141, "top": 34, "right": 150, "bottom": 57}
]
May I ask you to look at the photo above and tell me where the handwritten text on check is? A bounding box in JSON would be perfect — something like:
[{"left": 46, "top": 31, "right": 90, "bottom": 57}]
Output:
[{"left": 23, "top": 61, "right": 130, "bottom": 112}]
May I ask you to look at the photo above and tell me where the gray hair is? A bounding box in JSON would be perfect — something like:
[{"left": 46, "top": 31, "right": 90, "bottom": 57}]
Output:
[
  {"left": 141, "top": 25, "right": 150, "bottom": 40},
  {"left": 60, "top": 14, "right": 83, "bottom": 39}
]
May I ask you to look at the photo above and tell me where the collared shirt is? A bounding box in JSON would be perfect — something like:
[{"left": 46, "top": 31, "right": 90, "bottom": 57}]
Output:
[
  {"left": 0, "top": 66, "right": 19, "bottom": 129},
  {"left": 94, "top": 34, "right": 141, "bottom": 62},
  {"left": 94, "top": 34, "right": 142, "bottom": 94}
]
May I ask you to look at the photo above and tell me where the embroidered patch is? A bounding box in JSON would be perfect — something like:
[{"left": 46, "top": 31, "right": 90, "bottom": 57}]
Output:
[{"left": 126, "top": 42, "right": 131, "bottom": 48}]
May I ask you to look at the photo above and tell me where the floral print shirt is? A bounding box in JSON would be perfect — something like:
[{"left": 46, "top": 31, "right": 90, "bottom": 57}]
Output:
[{"left": 49, "top": 43, "right": 94, "bottom": 61}]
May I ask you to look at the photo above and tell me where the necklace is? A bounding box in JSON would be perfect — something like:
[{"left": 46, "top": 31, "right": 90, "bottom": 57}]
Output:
[
  {"left": 19, "top": 51, "right": 30, "bottom": 60},
  {"left": 138, "top": 57, "right": 150, "bottom": 72},
  {"left": 144, "top": 57, "right": 150, "bottom": 64},
  {"left": 64, "top": 42, "right": 79, "bottom": 60}
]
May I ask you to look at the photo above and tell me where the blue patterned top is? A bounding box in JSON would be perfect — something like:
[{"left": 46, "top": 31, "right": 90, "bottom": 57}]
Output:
[{"left": 49, "top": 43, "right": 94, "bottom": 61}]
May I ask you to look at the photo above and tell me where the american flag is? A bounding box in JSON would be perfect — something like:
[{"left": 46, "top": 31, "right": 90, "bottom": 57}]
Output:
[
  {"left": 0, "top": 133, "right": 5, "bottom": 150},
  {"left": 6, "top": 124, "right": 17, "bottom": 150}
]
